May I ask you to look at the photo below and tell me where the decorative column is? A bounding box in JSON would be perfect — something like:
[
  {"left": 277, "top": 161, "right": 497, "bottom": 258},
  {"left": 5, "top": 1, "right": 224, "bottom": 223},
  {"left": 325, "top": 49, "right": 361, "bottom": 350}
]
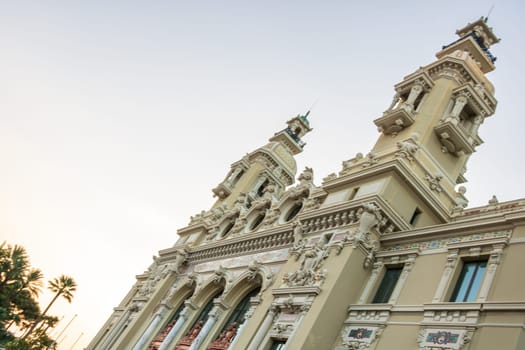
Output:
[
  {"left": 98, "top": 309, "right": 131, "bottom": 350},
  {"left": 477, "top": 244, "right": 504, "bottom": 302},
  {"left": 405, "top": 83, "right": 424, "bottom": 109},
  {"left": 432, "top": 250, "right": 458, "bottom": 303},
  {"left": 446, "top": 94, "right": 468, "bottom": 124},
  {"left": 246, "top": 306, "right": 278, "bottom": 350},
  {"left": 387, "top": 255, "right": 416, "bottom": 304},
  {"left": 469, "top": 115, "right": 484, "bottom": 136},
  {"left": 282, "top": 304, "right": 310, "bottom": 350},
  {"left": 227, "top": 298, "right": 260, "bottom": 350},
  {"left": 158, "top": 306, "right": 192, "bottom": 350},
  {"left": 132, "top": 304, "right": 170, "bottom": 350},
  {"left": 250, "top": 174, "right": 268, "bottom": 197},
  {"left": 357, "top": 262, "right": 384, "bottom": 304},
  {"left": 188, "top": 306, "right": 223, "bottom": 350}
]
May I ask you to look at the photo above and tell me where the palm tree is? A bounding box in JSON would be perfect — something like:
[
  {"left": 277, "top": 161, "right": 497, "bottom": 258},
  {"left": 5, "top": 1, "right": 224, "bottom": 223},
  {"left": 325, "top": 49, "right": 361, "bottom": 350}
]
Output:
[
  {"left": 22, "top": 275, "right": 77, "bottom": 339},
  {"left": 41, "top": 275, "right": 77, "bottom": 316}
]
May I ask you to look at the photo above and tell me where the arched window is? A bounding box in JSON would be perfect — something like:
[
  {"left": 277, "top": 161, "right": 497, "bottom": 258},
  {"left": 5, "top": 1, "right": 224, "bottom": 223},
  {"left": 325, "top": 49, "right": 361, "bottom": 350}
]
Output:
[
  {"left": 249, "top": 213, "right": 266, "bottom": 231},
  {"left": 175, "top": 289, "right": 224, "bottom": 348},
  {"left": 207, "top": 287, "right": 261, "bottom": 349},
  {"left": 148, "top": 301, "right": 187, "bottom": 350},
  {"left": 285, "top": 202, "right": 303, "bottom": 222},
  {"left": 221, "top": 221, "right": 235, "bottom": 238}
]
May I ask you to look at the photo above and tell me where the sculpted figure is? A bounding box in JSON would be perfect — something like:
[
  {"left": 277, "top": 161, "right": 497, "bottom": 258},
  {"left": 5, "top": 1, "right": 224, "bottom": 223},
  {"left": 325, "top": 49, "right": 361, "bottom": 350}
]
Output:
[{"left": 292, "top": 221, "right": 306, "bottom": 249}]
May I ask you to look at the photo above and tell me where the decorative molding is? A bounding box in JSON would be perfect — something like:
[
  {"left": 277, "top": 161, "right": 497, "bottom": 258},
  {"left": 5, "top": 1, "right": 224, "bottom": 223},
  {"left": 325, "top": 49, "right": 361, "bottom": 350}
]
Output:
[
  {"left": 417, "top": 328, "right": 471, "bottom": 350},
  {"left": 338, "top": 326, "right": 382, "bottom": 350},
  {"left": 380, "top": 230, "right": 511, "bottom": 253}
]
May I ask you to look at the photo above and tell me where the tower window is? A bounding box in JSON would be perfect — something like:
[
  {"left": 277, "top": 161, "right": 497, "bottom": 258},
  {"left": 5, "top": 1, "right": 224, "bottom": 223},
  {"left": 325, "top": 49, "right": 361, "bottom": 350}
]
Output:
[
  {"left": 372, "top": 267, "right": 403, "bottom": 303},
  {"left": 410, "top": 207, "right": 422, "bottom": 226},
  {"left": 221, "top": 221, "right": 235, "bottom": 238},
  {"left": 285, "top": 202, "right": 303, "bottom": 222},
  {"left": 449, "top": 260, "right": 487, "bottom": 302},
  {"left": 250, "top": 213, "right": 266, "bottom": 231}
]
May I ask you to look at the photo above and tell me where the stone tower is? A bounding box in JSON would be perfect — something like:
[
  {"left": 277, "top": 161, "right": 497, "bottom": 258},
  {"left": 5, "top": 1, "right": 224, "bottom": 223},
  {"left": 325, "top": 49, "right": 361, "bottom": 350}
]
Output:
[{"left": 88, "top": 18, "right": 525, "bottom": 350}]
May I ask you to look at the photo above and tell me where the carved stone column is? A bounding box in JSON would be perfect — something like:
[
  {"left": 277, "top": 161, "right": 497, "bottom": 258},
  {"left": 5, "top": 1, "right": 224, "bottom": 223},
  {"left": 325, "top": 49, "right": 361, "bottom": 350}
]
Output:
[
  {"left": 432, "top": 250, "right": 459, "bottom": 303},
  {"left": 447, "top": 95, "right": 468, "bottom": 124},
  {"left": 246, "top": 306, "right": 278, "bottom": 350},
  {"left": 357, "top": 261, "right": 384, "bottom": 304},
  {"left": 98, "top": 309, "right": 131, "bottom": 350},
  {"left": 227, "top": 298, "right": 260, "bottom": 350},
  {"left": 477, "top": 244, "right": 504, "bottom": 302},
  {"left": 405, "top": 83, "right": 424, "bottom": 109},
  {"left": 158, "top": 306, "right": 192, "bottom": 350},
  {"left": 188, "top": 306, "right": 223, "bottom": 350},
  {"left": 282, "top": 304, "right": 310, "bottom": 350},
  {"left": 132, "top": 305, "right": 170, "bottom": 350}
]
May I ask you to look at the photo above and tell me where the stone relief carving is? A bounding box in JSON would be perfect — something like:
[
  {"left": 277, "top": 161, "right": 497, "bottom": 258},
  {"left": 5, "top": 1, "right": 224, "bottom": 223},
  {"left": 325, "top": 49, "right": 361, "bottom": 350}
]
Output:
[
  {"left": 338, "top": 326, "right": 382, "bottom": 350},
  {"left": 395, "top": 133, "right": 420, "bottom": 161},
  {"left": 361, "top": 152, "right": 379, "bottom": 168},
  {"left": 283, "top": 240, "right": 329, "bottom": 287},
  {"left": 167, "top": 248, "right": 188, "bottom": 275},
  {"left": 287, "top": 167, "right": 316, "bottom": 201},
  {"left": 417, "top": 328, "right": 471, "bottom": 350},
  {"left": 138, "top": 255, "right": 183, "bottom": 297},
  {"left": 340, "top": 153, "right": 364, "bottom": 176},
  {"left": 246, "top": 259, "right": 274, "bottom": 292},
  {"left": 251, "top": 182, "right": 278, "bottom": 211},
  {"left": 425, "top": 173, "right": 444, "bottom": 193},
  {"left": 355, "top": 203, "right": 382, "bottom": 242}
]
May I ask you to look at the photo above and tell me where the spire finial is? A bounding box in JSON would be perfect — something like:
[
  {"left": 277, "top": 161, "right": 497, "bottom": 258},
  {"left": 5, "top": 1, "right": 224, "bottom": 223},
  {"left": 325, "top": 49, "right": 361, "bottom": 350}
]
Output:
[{"left": 485, "top": 5, "right": 495, "bottom": 23}]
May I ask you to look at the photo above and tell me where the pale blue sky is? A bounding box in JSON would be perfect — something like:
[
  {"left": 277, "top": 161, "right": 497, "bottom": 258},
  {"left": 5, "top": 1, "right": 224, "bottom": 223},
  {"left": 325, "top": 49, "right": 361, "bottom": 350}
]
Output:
[{"left": 1, "top": 1, "right": 524, "bottom": 349}]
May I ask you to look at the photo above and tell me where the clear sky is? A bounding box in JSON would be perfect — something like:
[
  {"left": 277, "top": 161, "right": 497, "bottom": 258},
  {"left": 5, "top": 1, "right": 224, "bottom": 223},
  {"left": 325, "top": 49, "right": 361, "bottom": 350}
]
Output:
[{"left": 1, "top": 1, "right": 524, "bottom": 349}]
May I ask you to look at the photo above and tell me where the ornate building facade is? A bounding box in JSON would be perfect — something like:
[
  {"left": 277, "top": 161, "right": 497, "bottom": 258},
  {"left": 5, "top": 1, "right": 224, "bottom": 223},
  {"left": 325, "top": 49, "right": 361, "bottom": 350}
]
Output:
[{"left": 88, "top": 19, "right": 525, "bottom": 350}]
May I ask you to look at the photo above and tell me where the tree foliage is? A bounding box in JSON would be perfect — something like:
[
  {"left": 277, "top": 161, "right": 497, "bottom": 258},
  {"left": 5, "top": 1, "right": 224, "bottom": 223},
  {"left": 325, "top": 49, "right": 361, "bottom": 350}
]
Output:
[{"left": 0, "top": 242, "right": 77, "bottom": 349}]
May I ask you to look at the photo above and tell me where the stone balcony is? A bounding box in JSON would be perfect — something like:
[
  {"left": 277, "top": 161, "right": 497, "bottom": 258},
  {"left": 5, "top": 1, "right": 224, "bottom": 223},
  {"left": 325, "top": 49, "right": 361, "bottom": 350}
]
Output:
[
  {"left": 374, "top": 104, "right": 416, "bottom": 136},
  {"left": 434, "top": 120, "right": 482, "bottom": 156}
]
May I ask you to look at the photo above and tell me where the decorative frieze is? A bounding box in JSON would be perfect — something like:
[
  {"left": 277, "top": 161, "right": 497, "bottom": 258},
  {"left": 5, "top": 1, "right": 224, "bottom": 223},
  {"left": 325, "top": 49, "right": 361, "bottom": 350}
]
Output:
[{"left": 380, "top": 230, "right": 511, "bottom": 253}]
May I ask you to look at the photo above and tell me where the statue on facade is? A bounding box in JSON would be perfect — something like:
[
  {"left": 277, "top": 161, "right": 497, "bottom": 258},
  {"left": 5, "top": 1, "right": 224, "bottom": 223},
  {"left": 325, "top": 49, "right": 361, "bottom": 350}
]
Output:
[
  {"left": 288, "top": 167, "right": 315, "bottom": 199},
  {"left": 284, "top": 240, "right": 328, "bottom": 287}
]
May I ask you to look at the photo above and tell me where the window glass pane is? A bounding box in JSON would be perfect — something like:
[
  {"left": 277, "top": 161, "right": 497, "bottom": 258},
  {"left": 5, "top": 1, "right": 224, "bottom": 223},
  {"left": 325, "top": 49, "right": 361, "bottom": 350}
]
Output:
[
  {"left": 450, "top": 261, "right": 487, "bottom": 302},
  {"left": 452, "top": 262, "right": 476, "bottom": 302},
  {"left": 466, "top": 262, "right": 486, "bottom": 302},
  {"left": 269, "top": 340, "right": 287, "bottom": 350},
  {"left": 372, "top": 267, "right": 403, "bottom": 303}
]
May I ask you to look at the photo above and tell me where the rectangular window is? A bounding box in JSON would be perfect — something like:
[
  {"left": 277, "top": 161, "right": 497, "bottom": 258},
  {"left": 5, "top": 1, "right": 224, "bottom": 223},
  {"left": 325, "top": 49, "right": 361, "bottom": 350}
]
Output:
[
  {"left": 372, "top": 267, "right": 403, "bottom": 303},
  {"left": 269, "top": 340, "right": 287, "bottom": 350},
  {"left": 449, "top": 260, "right": 487, "bottom": 302},
  {"left": 410, "top": 207, "right": 422, "bottom": 226}
]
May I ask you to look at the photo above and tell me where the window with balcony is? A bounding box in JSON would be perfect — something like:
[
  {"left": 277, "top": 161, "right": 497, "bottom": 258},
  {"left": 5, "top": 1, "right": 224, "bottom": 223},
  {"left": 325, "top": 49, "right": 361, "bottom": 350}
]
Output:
[{"left": 449, "top": 260, "right": 487, "bottom": 302}]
